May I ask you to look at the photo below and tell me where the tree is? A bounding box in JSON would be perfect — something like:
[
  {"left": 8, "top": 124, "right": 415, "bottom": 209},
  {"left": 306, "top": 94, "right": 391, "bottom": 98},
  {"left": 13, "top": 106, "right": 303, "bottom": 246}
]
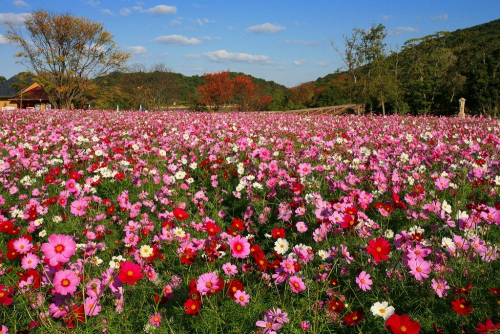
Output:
[
  {"left": 232, "top": 74, "right": 257, "bottom": 111},
  {"left": 0, "top": 76, "right": 6, "bottom": 85},
  {"left": 127, "top": 63, "right": 178, "bottom": 110},
  {"left": 6, "top": 9, "right": 130, "bottom": 109},
  {"left": 197, "top": 70, "right": 234, "bottom": 110}
]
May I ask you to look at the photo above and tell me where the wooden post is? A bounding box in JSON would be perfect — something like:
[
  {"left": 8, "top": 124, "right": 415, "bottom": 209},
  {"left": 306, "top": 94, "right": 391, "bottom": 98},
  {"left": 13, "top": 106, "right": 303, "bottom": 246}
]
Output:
[{"left": 458, "top": 98, "right": 466, "bottom": 119}]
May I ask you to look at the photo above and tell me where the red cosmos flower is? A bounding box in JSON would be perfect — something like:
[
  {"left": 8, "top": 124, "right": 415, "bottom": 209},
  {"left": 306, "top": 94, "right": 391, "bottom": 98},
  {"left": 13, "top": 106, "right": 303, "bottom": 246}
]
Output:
[
  {"left": 184, "top": 298, "right": 202, "bottom": 315},
  {"left": 173, "top": 208, "right": 189, "bottom": 220},
  {"left": 454, "top": 284, "right": 473, "bottom": 296},
  {"left": 63, "top": 303, "right": 85, "bottom": 328},
  {"left": 344, "top": 207, "right": 358, "bottom": 216},
  {"left": 271, "top": 227, "right": 286, "bottom": 239},
  {"left": 0, "top": 220, "right": 14, "bottom": 234},
  {"left": 253, "top": 250, "right": 269, "bottom": 271},
  {"left": 451, "top": 298, "right": 473, "bottom": 316},
  {"left": 232, "top": 218, "right": 245, "bottom": 231},
  {"left": 114, "top": 172, "right": 126, "bottom": 180},
  {"left": 341, "top": 213, "right": 358, "bottom": 229},
  {"left": 344, "top": 310, "right": 365, "bottom": 326},
  {"left": 180, "top": 248, "right": 196, "bottom": 265},
  {"left": 433, "top": 323, "right": 444, "bottom": 334},
  {"left": 489, "top": 288, "right": 500, "bottom": 296},
  {"left": 475, "top": 318, "right": 500, "bottom": 333},
  {"left": 366, "top": 237, "right": 391, "bottom": 263},
  {"left": 392, "top": 193, "right": 407, "bottom": 210},
  {"left": 385, "top": 314, "right": 421, "bottom": 334},
  {"left": 206, "top": 222, "right": 221, "bottom": 236},
  {"left": 327, "top": 298, "right": 345, "bottom": 314},
  {"left": 0, "top": 284, "right": 14, "bottom": 306},
  {"left": 117, "top": 261, "right": 144, "bottom": 285}
]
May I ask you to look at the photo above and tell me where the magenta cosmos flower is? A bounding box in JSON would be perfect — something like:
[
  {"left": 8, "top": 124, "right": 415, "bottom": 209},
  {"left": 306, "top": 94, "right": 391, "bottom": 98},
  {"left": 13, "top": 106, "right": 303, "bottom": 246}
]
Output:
[
  {"left": 53, "top": 269, "right": 80, "bottom": 295},
  {"left": 41, "top": 234, "right": 77, "bottom": 266},
  {"left": 288, "top": 276, "right": 306, "bottom": 293},
  {"left": 196, "top": 272, "right": 220, "bottom": 295},
  {"left": 21, "top": 252, "right": 40, "bottom": 270},
  {"left": 356, "top": 271, "right": 373, "bottom": 291},
  {"left": 228, "top": 235, "right": 251, "bottom": 259},
  {"left": 234, "top": 290, "right": 250, "bottom": 306},
  {"left": 70, "top": 199, "right": 88, "bottom": 216},
  {"left": 408, "top": 258, "right": 431, "bottom": 281}
]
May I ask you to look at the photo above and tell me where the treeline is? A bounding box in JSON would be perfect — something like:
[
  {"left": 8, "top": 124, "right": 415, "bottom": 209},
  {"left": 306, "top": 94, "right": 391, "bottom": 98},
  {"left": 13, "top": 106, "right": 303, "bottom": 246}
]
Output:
[{"left": 318, "top": 19, "right": 500, "bottom": 116}]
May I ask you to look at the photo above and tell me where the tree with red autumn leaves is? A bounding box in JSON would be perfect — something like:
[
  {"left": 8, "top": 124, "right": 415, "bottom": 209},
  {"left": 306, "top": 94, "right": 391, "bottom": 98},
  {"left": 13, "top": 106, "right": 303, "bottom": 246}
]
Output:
[
  {"left": 197, "top": 70, "right": 234, "bottom": 110},
  {"left": 197, "top": 71, "right": 273, "bottom": 111}
]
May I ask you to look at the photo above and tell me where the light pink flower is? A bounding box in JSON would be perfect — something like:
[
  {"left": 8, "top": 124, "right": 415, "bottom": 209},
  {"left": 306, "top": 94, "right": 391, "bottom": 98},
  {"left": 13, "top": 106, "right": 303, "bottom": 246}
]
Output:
[
  {"left": 53, "top": 269, "right": 80, "bottom": 295},
  {"left": 288, "top": 276, "right": 306, "bottom": 293},
  {"left": 222, "top": 262, "right": 238, "bottom": 276},
  {"left": 356, "top": 271, "right": 373, "bottom": 291},
  {"left": 85, "top": 296, "right": 102, "bottom": 316},
  {"left": 408, "top": 258, "right": 431, "bottom": 281},
  {"left": 41, "top": 234, "right": 76, "bottom": 266},
  {"left": 234, "top": 290, "right": 250, "bottom": 306},
  {"left": 196, "top": 272, "right": 220, "bottom": 295},
  {"left": 431, "top": 278, "right": 450, "bottom": 298},
  {"left": 21, "top": 252, "right": 39, "bottom": 270},
  {"left": 228, "top": 235, "right": 250, "bottom": 259},
  {"left": 296, "top": 221, "right": 308, "bottom": 233},
  {"left": 13, "top": 237, "right": 33, "bottom": 255},
  {"left": 70, "top": 199, "right": 87, "bottom": 216}
]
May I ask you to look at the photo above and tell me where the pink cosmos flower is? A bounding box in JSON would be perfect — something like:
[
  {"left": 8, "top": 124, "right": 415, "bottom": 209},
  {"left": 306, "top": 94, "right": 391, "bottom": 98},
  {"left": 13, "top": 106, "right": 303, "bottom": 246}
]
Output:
[
  {"left": 196, "top": 272, "right": 220, "bottom": 295},
  {"left": 150, "top": 313, "right": 162, "bottom": 326},
  {"left": 356, "top": 271, "right": 373, "bottom": 291},
  {"left": 66, "top": 179, "right": 78, "bottom": 193},
  {"left": 256, "top": 314, "right": 282, "bottom": 333},
  {"left": 21, "top": 252, "right": 40, "bottom": 270},
  {"left": 222, "top": 262, "right": 238, "bottom": 276},
  {"left": 53, "top": 269, "right": 80, "bottom": 296},
  {"left": 296, "top": 221, "right": 308, "bottom": 233},
  {"left": 85, "top": 296, "right": 102, "bottom": 316},
  {"left": 408, "top": 258, "right": 431, "bottom": 281},
  {"left": 41, "top": 234, "right": 77, "bottom": 266},
  {"left": 297, "top": 163, "right": 312, "bottom": 176},
  {"left": 70, "top": 199, "right": 87, "bottom": 216},
  {"left": 228, "top": 235, "right": 251, "bottom": 259},
  {"left": 234, "top": 290, "right": 250, "bottom": 306},
  {"left": 434, "top": 176, "right": 449, "bottom": 190},
  {"left": 13, "top": 237, "right": 33, "bottom": 255},
  {"left": 431, "top": 278, "right": 450, "bottom": 298},
  {"left": 288, "top": 276, "right": 306, "bottom": 293}
]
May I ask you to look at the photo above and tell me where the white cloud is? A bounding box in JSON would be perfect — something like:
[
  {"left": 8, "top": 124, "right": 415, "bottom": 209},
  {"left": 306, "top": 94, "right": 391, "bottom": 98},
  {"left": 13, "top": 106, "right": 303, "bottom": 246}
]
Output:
[
  {"left": 145, "top": 5, "right": 177, "bottom": 15},
  {"left": 194, "top": 18, "right": 210, "bottom": 27},
  {"left": 101, "top": 9, "right": 113, "bottom": 15},
  {"left": 284, "top": 40, "right": 319, "bottom": 46},
  {"left": 0, "top": 12, "right": 29, "bottom": 27},
  {"left": 85, "top": 0, "right": 100, "bottom": 7},
  {"left": 0, "top": 34, "right": 9, "bottom": 44},
  {"left": 12, "top": 0, "right": 29, "bottom": 8},
  {"left": 202, "top": 50, "right": 270, "bottom": 63},
  {"left": 246, "top": 23, "right": 285, "bottom": 34},
  {"left": 170, "top": 18, "right": 182, "bottom": 26},
  {"left": 382, "top": 14, "right": 390, "bottom": 21},
  {"left": 317, "top": 61, "right": 329, "bottom": 67},
  {"left": 388, "top": 26, "right": 419, "bottom": 35},
  {"left": 127, "top": 46, "right": 147, "bottom": 55},
  {"left": 120, "top": 8, "right": 131, "bottom": 16},
  {"left": 431, "top": 13, "right": 448, "bottom": 21},
  {"left": 293, "top": 60, "right": 307, "bottom": 66},
  {"left": 184, "top": 53, "right": 201, "bottom": 59},
  {"left": 154, "top": 35, "right": 202, "bottom": 46}
]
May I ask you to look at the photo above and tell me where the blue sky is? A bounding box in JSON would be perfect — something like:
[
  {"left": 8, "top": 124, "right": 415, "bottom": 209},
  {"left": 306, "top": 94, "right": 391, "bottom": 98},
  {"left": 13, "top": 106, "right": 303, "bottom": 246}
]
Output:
[{"left": 0, "top": 0, "right": 499, "bottom": 87}]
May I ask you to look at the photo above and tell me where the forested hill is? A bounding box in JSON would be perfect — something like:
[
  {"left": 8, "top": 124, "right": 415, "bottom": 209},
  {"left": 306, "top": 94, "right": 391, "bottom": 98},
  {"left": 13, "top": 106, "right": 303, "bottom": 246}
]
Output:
[{"left": 309, "top": 17, "right": 500, "bottom": 116}]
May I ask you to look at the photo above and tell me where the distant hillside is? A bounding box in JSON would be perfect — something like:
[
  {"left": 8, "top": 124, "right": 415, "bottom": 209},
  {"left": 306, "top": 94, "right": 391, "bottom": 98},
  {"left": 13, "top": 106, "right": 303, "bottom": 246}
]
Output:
[{"left": 310, "top": 17, "right": 500, "bottom": 115}]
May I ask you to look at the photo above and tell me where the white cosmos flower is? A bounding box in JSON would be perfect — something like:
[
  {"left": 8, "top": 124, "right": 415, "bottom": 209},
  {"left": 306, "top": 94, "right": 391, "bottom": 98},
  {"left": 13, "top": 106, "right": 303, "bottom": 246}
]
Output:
[
  {"left": 370, "top": 301, "right": 395, "bottom": 320},
  {"left": 442, "top": 200, "right": 452, "bottom": 214},
  {"left": 140, "top": 245, "right": 154, "bottom": 258},
  {"left": 274, "top": 238, "right": 289, "bottom": 255}
]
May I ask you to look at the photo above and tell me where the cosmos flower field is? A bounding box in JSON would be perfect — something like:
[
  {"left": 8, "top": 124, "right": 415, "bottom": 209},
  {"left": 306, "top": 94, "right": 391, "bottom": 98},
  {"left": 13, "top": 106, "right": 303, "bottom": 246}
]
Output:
[{"left": 0, "top": 110, "right": 499, "bottom": 333}]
